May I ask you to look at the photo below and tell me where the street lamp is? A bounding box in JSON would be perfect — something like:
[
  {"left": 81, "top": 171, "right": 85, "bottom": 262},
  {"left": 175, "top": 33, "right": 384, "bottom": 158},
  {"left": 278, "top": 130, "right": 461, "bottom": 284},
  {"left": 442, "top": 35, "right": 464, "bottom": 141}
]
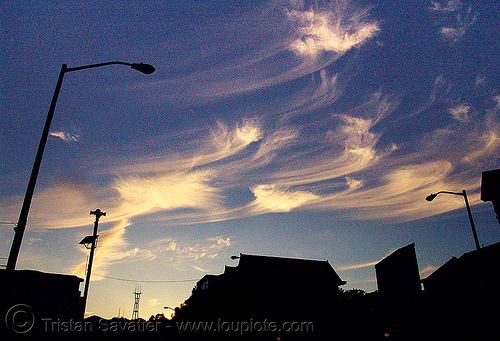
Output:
[
  {"left": 5, "top": 61, "right": 155, "bottom": 273},
  {"left": 78, "top": 209, "right": 106, "bottom": 318},
  {"left": 426, "top": 190, "right": 480, "bottom": 250}
]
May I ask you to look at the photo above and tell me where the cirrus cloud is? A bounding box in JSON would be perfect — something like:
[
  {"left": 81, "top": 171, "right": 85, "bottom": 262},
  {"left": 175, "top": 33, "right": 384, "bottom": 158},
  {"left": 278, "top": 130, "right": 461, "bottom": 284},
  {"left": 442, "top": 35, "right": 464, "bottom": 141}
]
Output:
[
  {"left": 250, "top": 184, "right": 319, "bottom": 213},
  {"left": 287, "top": 6, "right": 379, "bottom": 57},
  {"left": 49, "top": 131, "right": 80, "bottom": 142}
]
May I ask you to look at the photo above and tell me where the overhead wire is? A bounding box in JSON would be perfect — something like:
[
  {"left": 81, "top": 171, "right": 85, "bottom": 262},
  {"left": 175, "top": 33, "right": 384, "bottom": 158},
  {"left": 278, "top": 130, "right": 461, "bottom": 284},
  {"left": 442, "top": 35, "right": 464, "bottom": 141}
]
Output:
[{"left": 91, "top": 272, "right": 199, "bottom": 283}]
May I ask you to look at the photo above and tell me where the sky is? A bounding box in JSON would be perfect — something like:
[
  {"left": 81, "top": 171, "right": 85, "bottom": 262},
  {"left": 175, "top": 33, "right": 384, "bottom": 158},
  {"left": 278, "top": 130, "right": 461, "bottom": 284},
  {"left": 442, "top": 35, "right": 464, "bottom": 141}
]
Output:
[{"left": 1, "top": 0, "right": 500, "bottom": 319}]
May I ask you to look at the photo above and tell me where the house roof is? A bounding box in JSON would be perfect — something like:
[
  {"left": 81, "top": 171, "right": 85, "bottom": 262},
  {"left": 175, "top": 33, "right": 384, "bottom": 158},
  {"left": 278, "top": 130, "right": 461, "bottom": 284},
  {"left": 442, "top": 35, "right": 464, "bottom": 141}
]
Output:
[
  {"left": 237, "top": 253, "right": 346, "bottom": 286},
  {"left": 195, "top": 254, "right": 347, "bottom": 290},
  {"left": 0, "top": 269, "right": 83, "bottom": 283},
  {"left": 375, "top": 243, "right": 418, "bottom": 270},
  {"left": 422, "top": 241, "right": 500, "bottom": 287}
]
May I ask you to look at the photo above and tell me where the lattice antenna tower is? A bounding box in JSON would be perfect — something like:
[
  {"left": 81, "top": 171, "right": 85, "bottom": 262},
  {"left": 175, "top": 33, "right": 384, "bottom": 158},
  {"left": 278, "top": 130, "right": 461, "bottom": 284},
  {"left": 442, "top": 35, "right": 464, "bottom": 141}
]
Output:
[{"left": 131, "top": 284, "right": 142, "bottom": 320}]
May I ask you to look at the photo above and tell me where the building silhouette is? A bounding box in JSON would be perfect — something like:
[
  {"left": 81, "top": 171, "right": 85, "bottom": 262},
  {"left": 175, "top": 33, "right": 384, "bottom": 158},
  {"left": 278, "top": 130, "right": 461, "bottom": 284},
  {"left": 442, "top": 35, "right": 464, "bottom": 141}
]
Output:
[
  {"left": 375, "top": 243, "right": 422, "bottom": 340},
  {"left": 372, "top": 241, "right": 500, "bottom": 340},
  {"left": 174, "top": 253, "right": 346, "bottom": 340},
  {"left": 0, "top": 269, "right": 83, "bottom": 320},
  {"left": 481, "top": 168, "right": 500, "bottom": 225},
  {"left": 422, "top": 241, "right": 500, "bottom": 340}
]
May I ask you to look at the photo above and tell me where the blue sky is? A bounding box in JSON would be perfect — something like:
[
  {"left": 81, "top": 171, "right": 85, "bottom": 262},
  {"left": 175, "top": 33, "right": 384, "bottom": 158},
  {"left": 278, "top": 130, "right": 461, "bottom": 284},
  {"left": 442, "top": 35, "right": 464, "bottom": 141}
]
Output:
[{"left": 1, "top": 0, "right": 500, "bottom": 319}]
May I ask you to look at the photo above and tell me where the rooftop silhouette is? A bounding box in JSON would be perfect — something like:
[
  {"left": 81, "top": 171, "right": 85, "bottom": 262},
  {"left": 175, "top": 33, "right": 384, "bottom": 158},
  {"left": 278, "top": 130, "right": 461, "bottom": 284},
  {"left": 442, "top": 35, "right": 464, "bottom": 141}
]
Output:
[{"left": 173, "top": 253, "right": 347, "bottom": 340}]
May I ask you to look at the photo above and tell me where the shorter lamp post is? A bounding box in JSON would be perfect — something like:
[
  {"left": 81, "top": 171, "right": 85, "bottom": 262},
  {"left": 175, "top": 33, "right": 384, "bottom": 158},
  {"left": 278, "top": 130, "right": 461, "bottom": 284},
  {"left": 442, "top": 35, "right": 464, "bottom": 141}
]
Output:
[
  {"left": 79, "top": 209, "right": 106, "bottom": 318},
  {"left": 426, "top": 190, "right": 480, "bottom": 250}
]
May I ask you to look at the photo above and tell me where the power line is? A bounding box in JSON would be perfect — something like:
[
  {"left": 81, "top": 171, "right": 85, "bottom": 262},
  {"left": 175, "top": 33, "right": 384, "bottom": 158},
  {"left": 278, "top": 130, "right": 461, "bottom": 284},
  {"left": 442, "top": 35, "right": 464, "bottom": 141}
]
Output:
[{"left": 92, "top": 273, "right": 199, "bottom": 283}]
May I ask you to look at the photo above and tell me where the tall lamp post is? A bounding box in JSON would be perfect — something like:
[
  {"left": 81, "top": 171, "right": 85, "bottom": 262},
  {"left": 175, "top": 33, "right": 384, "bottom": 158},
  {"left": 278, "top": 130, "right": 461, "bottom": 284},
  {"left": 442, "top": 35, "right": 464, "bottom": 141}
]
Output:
[
  {"left": 5, "top": 61, "right": 155, "bottom": 273},
  {"left": 426, "top": 190, "right": 480, "bottom": 250}
]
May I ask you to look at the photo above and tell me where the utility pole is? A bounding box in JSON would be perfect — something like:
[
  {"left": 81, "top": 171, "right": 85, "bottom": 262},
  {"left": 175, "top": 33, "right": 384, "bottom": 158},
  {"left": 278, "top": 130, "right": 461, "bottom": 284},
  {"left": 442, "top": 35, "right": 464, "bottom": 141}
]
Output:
[{"left": 80, "top": 209, "right": 106, "bottom": 318}]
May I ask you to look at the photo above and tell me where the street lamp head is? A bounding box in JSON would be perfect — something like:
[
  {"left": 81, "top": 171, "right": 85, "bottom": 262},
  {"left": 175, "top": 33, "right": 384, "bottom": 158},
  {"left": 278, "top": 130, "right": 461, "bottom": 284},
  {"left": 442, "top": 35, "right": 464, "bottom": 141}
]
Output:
[
  {"left": 230, "top": 255, "right": 240, "bottom": 260},
  {"left": 130, "top": 63, "right": 155, "bottom": 74},
  {"left": 79, "top": 235, "right": 99, "bottom": 249},
  {"left": 426, "top": 193, "right": 438, "bottom": 202}
]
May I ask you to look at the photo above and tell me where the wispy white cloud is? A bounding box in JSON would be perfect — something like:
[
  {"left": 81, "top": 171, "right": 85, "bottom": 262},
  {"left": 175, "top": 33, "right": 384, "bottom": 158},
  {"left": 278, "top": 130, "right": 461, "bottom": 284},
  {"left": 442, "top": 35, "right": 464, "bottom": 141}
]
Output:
[
  {"left": 420, "top": 265, "right": 439, "bottom": 278},
  {"left": 139, "top": 298, "right": 161, "bottom": 313},
  {"left": 72, "top": 219, "right": 131, "bottom": 279},
  {"left": 449, "top": 103, "right": 471, "bottom": 122},
  {"left": 200, "top": 118, "right": 263, "bottom": 166},
  {"left": 281, "top": 69, "right": 341, "bottom": 115},
  {"left": 429, "top": 1, "right": 462, "bottom": 13},
  {"left": 208, "top": 236, "right": 232, "bottom": 248},
  {"left": 153, "top": 1, "right": 378, "bottom": 102},
  {"left": 71, "top": 231, "right": 234, "bottom": 279},
  {"left": 337, "top": 260, "right": 379, "bottom": 271},
  {"left": 5, "top": 106, "right": 498, "bottom": 281},
  {"left": 252, "top": 127, "right": 300, "bottom": 167},
  {"left": 316, "top": 103, "right": 499, "bottom": 220},
  {"left": 1, "top": 181, "right": 100, "bottom": 230},
  {"left": 429, "top": 1, "right": 479, "bottom": 42},
  {"left": 130, "top": 236, "right": 232, "bottom": 270},
  {"left": 250, "top": 184, "right": 319, "bottom": 213},
  {"left": 49, "top": 131, "right": 80, "bottom": 142},
  {"left": 111, "top": 170, "right": 222, "bottom": 219},
  {"left": 287, "top": 6, "right": 379, "bottom": 57},
  {"left": 266, "top": 111, "right": 394, "bottom": 187},
  {"left": 462, "top": 129, "right": 500, "bottom": 163},
  {"left": 310, "top": 160, "right": 458, "bottom": 220},
  {"left": 8, "top": 89, "right": 500, "bottom": 231}
]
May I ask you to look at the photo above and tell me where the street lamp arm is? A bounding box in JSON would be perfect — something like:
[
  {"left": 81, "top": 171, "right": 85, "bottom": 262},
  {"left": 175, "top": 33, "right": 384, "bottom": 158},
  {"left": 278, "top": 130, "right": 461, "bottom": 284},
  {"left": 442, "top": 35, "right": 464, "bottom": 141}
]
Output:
[
  {"left": 426, "top": 190, "right": 464, "bottom": 202},
  {"left": 66, "top": 61, "right": 155, "bottom": 74},
  {"left": 435, "top": 190, "right": 464, "bottom": 197},
  {"left": 65, "top": 61, "right": 131, "bottom": 72}
]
